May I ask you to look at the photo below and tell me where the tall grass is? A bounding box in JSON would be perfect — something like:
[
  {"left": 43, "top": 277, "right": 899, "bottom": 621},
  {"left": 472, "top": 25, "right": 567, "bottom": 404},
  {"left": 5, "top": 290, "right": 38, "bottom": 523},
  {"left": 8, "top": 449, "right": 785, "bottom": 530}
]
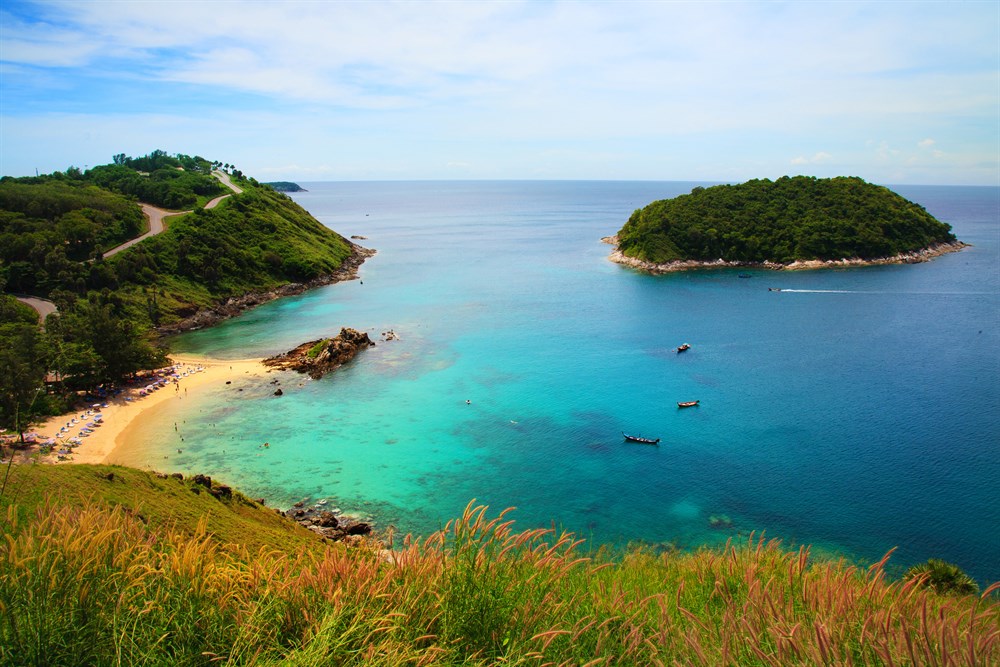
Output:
[{"left": 2, "top": 498, "right": 997, "bottom": 665}]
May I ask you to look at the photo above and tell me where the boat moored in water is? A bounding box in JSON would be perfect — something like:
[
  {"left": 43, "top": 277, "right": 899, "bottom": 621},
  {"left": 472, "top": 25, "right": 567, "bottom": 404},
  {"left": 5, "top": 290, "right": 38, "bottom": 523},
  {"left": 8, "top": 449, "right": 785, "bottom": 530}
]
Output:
[
  {"left": 677, "top": 400, "right": 700, "bottom": 408},
  {"left": 623, "top": 432, "right": 660, "bottom": 444}
]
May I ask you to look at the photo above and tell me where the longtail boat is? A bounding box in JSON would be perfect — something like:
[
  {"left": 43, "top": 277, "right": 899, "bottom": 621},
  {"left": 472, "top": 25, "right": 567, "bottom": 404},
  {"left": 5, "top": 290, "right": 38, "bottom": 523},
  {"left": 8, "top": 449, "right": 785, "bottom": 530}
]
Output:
[{"left": 623, "top": 432, "right": 660, "bottom": 444}]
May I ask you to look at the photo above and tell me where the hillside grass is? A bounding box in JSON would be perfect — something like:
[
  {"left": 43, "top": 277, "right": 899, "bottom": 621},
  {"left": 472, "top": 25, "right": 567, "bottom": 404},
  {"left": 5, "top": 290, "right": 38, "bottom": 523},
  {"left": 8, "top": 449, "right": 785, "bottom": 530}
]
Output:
[
  {"left": 0, "top": 464, "right": 325, "bottom": 554},
  {"left": 1, "top": 464, "right": 997, "bottom": 666}
]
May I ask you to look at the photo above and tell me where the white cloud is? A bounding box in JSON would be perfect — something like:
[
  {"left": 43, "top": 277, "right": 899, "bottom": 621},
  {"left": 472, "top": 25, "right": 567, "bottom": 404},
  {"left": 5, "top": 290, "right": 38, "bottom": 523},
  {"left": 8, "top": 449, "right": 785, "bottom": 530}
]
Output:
[
  {"left": 1, "top": 0, "right": 997, "bottom": 183},
  {"left": 791, "top": 152, "right": 833, "bottom": 165}
]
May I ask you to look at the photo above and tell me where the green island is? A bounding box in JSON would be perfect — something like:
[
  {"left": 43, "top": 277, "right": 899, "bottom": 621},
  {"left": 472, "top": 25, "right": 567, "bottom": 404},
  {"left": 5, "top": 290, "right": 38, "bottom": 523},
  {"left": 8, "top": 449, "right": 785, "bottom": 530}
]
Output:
[
  {"left": 1, "top": 160, "right": 996, "bottom": 664},
  {"left": 263, "top": 181, "right": 307, "bottom": 192},
  {"left": 609, "top": 176, "right": 966, "bottom": 272}
]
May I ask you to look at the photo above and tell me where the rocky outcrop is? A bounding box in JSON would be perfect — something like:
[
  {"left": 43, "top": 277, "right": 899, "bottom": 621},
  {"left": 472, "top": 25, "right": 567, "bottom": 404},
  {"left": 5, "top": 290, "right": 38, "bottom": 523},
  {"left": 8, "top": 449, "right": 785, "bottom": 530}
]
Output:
[
  {"left": 262, "top": 327, "right": 375, "bottom": 379},
  {"left": 156, "top": 244, "right": 375, "bottom": 335},
  {"left": 284, "top": 500, "right": 375, "bottom": 544}
]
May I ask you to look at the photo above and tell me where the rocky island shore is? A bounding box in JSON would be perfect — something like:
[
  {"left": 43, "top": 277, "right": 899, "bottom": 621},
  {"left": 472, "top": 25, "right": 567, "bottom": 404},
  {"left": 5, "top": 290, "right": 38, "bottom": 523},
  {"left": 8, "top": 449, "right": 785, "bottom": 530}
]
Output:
[{"left": 603, "top": 236, "right": 969, "bottom": 273}]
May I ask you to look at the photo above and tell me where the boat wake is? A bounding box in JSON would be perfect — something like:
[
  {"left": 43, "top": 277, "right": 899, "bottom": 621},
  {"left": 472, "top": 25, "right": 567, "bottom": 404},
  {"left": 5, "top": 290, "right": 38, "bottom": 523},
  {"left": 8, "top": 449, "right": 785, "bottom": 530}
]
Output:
[{"left": 780, "top": 289, "right": 859, "bottom": 293}]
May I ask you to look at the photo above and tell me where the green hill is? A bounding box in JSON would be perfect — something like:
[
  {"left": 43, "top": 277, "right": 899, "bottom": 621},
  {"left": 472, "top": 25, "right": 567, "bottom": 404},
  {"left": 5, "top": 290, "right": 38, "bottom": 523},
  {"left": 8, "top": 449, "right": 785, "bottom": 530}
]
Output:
[
  {"left": 0, "top": 151, "right": 365, "bottom": 432},
  {"left": 615, "top": 176, "right": 960, "bottom": 266},
  {"left": 0, "top": 463, "right": 996, "bottom": 665}
]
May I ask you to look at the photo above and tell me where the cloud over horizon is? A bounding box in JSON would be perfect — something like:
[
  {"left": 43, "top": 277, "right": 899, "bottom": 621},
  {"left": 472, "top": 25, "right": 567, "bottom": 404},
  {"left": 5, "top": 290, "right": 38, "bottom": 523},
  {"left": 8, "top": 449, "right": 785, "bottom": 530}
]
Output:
[{"left": 1, "top": 0, "right": 997, "bottom": 184}]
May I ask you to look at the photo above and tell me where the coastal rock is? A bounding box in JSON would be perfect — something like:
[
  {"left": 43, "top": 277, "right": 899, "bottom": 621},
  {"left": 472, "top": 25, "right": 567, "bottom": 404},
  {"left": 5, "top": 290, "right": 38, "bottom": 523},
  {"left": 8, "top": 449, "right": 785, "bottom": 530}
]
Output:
[
  {"left": 262, "top": 327, "right": 375, "bottom": 379},
  {"left": 193, "top": 474, "right": 212, "bottom": 488},
  {"left": 274, "top": 388, "right": 283, "bottom": 396},
  {"left": 209, "top": 484, "right": 232, "bottom": 499},
  {"left": 282, "top": 500, "right": 380, "bottom": 546},
  {"left": 343, "top": 521, "right": 373, "bottom": 536},
  {"left": 317, "top": 511, "right": 339, "bottom": 528}
]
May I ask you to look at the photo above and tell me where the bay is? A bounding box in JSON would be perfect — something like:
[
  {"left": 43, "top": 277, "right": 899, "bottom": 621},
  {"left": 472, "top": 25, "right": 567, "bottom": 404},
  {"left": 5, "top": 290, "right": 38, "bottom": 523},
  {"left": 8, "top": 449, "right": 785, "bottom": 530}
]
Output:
[{"left": 112, "top": 181, "right": 1000, "bottom": 585}]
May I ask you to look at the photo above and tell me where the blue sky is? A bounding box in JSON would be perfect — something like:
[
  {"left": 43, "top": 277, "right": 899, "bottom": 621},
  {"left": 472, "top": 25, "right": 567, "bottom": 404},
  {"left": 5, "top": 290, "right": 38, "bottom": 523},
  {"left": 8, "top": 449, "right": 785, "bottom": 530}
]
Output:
[{"left": 1, "top": 0, "right": 997, "bottom": 184}]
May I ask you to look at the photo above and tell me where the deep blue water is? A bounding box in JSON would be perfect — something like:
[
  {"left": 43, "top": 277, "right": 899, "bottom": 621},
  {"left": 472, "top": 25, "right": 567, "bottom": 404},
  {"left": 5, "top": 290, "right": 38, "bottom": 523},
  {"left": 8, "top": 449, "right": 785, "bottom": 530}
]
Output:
[{"left": 116, "top": 181, "right": 999, "bottom": 585}]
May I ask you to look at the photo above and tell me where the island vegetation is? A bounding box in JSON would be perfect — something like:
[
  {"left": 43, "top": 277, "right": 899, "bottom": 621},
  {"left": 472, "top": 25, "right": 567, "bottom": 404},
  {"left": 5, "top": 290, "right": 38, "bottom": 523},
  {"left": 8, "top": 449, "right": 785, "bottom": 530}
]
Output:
[
  {"left": 612, "top": 176, "right": 963, "bottom": 269},
  {"left": 263, "top": 181, "right": 307, "bottom": 192},
  {"left": 0, "top": 150, "right": 367, "bottom": 438},
  {"left": 0, "top": 464, "right": 996, "bottom": 665}
]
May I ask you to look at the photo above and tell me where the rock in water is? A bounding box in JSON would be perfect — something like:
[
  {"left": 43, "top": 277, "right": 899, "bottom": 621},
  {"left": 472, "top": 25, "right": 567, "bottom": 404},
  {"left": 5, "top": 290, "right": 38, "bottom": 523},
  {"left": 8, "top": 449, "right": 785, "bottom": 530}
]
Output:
[{"left": 262, "top": 327, "right": 375, "bottom": 379}]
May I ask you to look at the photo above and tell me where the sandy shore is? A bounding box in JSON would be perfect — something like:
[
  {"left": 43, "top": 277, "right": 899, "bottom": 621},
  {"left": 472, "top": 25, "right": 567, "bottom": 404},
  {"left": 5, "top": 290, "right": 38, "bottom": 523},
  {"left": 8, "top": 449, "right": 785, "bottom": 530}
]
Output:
[{"left": 32, "top": 355, "right": 269, "bottom": 464}]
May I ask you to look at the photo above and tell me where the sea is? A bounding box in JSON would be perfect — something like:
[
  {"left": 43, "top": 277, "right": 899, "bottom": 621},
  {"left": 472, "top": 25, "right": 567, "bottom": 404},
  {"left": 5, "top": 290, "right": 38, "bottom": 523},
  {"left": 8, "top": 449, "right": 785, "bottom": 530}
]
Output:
[{"left": 111, "top": 181, "right": 1000, "bottom": 586}]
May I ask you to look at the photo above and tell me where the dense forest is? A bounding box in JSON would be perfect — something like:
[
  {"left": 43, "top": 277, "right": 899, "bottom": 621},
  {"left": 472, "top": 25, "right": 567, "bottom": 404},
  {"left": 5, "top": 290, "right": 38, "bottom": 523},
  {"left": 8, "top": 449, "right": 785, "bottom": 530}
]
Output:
[
  {"left": 0, "top": 151, "right": 355, "bottom": 436},
  {"left": 615, "top": 176, "right": 958, "bottom": 265}
]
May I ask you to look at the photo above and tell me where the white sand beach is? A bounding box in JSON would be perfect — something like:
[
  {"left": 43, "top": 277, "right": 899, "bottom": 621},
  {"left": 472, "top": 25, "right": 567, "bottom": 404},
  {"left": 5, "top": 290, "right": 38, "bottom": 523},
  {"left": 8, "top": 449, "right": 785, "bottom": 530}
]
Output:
[{"left": 31, "top": 355, "right": 268, "bottom": 464}]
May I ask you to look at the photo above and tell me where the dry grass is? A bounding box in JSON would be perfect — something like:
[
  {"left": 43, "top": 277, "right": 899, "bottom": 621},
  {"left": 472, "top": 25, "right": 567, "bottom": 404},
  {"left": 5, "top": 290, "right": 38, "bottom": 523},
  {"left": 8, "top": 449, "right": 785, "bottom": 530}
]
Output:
[{"left": 2, "top": 497, "right": 997, "bottom": 666}]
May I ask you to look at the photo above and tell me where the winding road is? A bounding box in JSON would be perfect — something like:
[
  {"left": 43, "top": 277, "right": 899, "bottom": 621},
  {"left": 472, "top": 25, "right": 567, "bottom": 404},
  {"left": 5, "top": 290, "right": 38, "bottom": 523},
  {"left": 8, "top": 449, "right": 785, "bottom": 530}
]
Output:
[
  {"left": 102, "top": 170, "right": 242, "bottom": 258},
  {"left": 13, "top": 171, "right": 244, "bottom": 323},
  {"left": 14, "top": 295, "right": 58, "bottom": 327}
]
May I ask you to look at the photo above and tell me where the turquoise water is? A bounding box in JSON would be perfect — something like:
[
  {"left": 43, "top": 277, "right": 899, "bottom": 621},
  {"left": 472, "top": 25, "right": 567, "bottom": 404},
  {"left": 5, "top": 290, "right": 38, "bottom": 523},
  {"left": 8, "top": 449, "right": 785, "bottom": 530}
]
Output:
[{"left": 120, "top": 181, "right": 999, "bottom": 585}]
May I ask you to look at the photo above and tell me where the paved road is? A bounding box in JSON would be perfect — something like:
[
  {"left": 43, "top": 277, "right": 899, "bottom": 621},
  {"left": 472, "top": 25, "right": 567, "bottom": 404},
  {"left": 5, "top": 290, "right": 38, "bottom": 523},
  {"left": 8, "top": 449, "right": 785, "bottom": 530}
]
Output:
[
  {"left": 102, "top": 171, "right": 243, "bottom": 258},
  {"left": 102, "top": 203, "right": 172, "bottom": 258},
  {"left": 15, "top": 296, "right": 58, "bottom": 326},
  {"left": 212, "top": 170, "right": 244, "bottom": 195}
]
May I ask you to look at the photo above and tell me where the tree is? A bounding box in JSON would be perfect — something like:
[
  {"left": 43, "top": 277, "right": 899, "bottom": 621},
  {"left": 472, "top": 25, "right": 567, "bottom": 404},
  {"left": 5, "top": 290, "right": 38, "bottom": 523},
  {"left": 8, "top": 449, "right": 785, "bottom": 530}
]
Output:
[
  {"left": 0, "top": 323, "right": 48, "bottom": 442},
  {"left": 904, "top": 559, "right": 979, "bottom": 596}
]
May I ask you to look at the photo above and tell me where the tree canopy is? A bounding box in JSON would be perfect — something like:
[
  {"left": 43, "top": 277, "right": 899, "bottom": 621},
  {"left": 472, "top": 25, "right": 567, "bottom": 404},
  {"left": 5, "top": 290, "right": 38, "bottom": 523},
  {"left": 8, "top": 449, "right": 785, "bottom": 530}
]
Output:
[{"left": 615, "top": 176, "right": 957, "bottom": 265}]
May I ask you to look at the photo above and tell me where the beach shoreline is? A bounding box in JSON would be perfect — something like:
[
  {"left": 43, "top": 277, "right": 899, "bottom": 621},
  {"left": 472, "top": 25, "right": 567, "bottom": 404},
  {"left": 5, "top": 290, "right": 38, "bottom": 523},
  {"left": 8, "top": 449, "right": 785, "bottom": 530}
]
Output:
[
  {"left": 602, "top": 237, "right": 969, "bottom": 273},
  {"left": 30, "top": 355, "right": 270, "bottom": 465}
]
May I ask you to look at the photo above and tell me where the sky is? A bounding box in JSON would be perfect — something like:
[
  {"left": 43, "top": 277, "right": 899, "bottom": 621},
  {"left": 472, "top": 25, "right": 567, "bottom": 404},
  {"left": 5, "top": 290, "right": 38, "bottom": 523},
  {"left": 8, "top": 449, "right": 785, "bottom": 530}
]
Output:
[{"left": 1, "top": 0, "right": 997, "bottom": 185}]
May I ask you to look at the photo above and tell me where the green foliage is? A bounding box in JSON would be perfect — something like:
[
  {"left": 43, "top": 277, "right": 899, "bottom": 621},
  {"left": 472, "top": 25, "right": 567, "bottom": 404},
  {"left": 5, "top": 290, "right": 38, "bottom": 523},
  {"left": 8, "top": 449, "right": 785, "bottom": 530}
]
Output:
[
  {"left": 617, "top": 176, "right": 958, "bottom": 264},
  {"left": 0, "top": 179, "right": 144, "bottom": 283},
  {"left": 306, "top": 340, "right": 328, "bottom": 359},
  {"left": 88, "top": 150, "right": 224, "bottom": 210},
  {"left": 0, "top": 295, "right": 38, "bottom": 326},
  {"left": 0, "top": 322, "right": 47, "bottom": 436},
  {"left": 905, "top": 558, "right": 980, "bottom": 596}
]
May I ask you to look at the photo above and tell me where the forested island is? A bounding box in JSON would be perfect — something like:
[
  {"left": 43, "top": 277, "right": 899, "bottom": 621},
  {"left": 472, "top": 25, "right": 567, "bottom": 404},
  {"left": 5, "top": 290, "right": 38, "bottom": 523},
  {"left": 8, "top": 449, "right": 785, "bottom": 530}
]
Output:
[
  {"left": 609, "top": 176, "right": 965, "bottom": 271},
  {"left": 0, "top": 150, "right": 369, "bottom": 434},
  {"left": 263, "top": 181, "right": 307, "bottom": 192}
]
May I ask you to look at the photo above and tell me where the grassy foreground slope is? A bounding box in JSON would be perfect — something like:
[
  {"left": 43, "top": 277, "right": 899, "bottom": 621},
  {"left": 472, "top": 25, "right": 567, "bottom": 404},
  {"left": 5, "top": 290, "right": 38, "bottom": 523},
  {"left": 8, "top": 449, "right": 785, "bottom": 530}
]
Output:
[
  {"left": 616, "top": 176, "right": 958, "bottom": 265},
  {"left": 2, "top": 464, "right": 997, "bottom": 666}
]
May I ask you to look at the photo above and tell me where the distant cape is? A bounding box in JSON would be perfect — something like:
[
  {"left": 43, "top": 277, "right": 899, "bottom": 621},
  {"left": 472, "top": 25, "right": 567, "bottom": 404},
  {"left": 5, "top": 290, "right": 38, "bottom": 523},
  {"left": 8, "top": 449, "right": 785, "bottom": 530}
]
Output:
[{"left": 264, "top": 181, "right": 307, "bottom": 192}]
